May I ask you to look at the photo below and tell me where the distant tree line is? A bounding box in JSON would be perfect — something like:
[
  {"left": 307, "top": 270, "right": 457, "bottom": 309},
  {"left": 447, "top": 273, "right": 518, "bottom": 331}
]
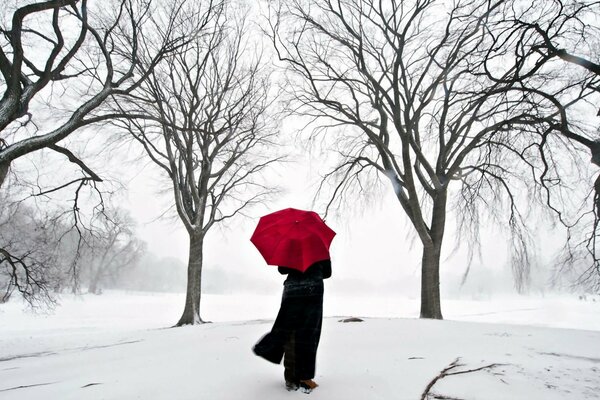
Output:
[{"left": 0, "top": 191, "right": 145, "bottom": 305}]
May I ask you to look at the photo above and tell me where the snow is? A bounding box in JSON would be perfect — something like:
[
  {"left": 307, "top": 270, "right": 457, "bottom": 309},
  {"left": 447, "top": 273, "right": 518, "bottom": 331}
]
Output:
[{"left": 1, "top": 291, "right": 599, "bottom": 399}]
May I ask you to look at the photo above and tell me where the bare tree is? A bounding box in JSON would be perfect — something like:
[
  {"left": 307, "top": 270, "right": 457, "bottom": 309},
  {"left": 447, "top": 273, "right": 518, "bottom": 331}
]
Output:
[
  {"left": 112, "top": 1, "right": 281, "bottom": 325},
  {"left": 268, "top": 0, "right": 592, "bottom": 318},
  {"left": 0, "top": 191, "right": 72, "bottom": 306},
  {"left": 0, "top": 190, "right": 144, "bottom": 303},
  {"left": 0, "top": 0, "right": 188, "bottom": 188},
  {"left": 0, "top": 0, "right": 192, "bottom": 303},
  {"left": 485, "top": 0, "right": 600, "bottom": 290},
  {"left": 83, "top": 207, "right": 145, "bottom": 295},
  {"left": 0, "top": 204, "right": 54, "bottom": 306}
]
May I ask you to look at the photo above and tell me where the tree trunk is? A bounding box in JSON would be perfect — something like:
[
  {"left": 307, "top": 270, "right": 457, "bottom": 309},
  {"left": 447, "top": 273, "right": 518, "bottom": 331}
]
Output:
[
  {"left": 176, "top": 231, "right": 205, "bottom": 326},
  {"left": 419, "top": 189, "right": 447, "bottom": 319},
  {"left": 420, "top": 242, "right": 443, "bottom": 319},
  {"left": 0, "top": 161, "right": 9, "bottom": 188},
  {"left": 88, "top": 265, "right": 102, "bottom": 295}
]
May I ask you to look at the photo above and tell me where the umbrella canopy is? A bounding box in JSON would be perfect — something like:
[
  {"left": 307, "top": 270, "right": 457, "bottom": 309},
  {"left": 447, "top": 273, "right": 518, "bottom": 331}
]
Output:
[{"left": 250, "top": 208, "right": 336, "bottom": 272}]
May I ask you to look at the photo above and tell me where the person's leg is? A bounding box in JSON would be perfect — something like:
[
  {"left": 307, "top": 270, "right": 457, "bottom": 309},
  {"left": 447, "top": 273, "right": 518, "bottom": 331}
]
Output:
[
  {"left": 280, "top": 287, "right": 307, "bottom": 389},
  {"left": 283, "top": 332, "right": 299, "bottom": 390},
  {"left": 295, "top": 297, "right": 322, "bottom": 393},
  {"left": 283, "top": 330, "right": 296, "bottom": 375},
  {"left": 294, "top": 285, "right": 324, "bottom": 383}
]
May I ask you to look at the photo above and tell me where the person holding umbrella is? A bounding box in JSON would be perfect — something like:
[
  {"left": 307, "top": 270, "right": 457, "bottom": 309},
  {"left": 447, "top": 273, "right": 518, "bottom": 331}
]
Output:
[{"left": 250, "top": 208, "right": 336, "bottom": 393}]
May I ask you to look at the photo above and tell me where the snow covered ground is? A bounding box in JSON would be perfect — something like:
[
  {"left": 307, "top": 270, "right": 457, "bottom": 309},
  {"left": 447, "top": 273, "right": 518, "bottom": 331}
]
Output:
[{"left": 1, "top": 291, "right": 599, "bottom": 399}]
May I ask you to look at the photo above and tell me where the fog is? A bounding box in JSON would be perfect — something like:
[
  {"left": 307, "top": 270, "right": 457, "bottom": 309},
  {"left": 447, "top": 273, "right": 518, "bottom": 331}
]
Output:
[
  {"left": 120, "top": 149, "right": 567, "bottom": 302},
  {"left": 4, "top": 128, "right": 571, "bottom": 303}
]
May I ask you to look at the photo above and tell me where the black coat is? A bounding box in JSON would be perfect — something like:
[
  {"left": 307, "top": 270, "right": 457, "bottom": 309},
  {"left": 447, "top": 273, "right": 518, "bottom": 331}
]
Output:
[
  {"left": 253, "top": 259, "right": 331, "bottom": 381},
  {"left": 278, "top": 259, "right": 332, "bottom": 282}
]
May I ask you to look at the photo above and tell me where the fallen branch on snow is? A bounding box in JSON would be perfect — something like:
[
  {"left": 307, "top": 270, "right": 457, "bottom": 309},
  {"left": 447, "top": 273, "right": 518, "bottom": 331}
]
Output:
[{"left": 421, "top": 357, "right": 506, "bottom": 400}]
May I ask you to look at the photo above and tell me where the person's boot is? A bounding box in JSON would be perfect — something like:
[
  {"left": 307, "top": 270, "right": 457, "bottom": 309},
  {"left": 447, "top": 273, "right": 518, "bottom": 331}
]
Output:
[
  {"left": 285, "top": 380, "right": 299, "bottom": 391},
  {"left": 299, "top": 379, "right": 318, "bottom": 393}
]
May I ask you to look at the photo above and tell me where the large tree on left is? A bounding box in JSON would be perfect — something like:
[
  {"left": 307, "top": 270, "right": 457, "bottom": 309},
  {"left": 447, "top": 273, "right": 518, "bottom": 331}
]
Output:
[{"left": 0, "top": 0, "right": 188, "bottom": 304}]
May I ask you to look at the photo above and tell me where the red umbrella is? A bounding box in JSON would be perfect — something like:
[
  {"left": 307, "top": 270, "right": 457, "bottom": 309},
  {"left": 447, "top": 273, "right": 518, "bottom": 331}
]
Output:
[{"left": 250, "top": 208, "right": 336, "bottom": 272}]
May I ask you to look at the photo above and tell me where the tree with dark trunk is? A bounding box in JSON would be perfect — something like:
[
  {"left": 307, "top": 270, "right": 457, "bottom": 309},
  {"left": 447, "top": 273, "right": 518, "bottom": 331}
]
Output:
[
  {"left": 112, "top": 1, "right": 281, "bottom": 325},
  {"left": 268, "top": 0, "right": 592, "bottom": 318},
  {"left": 0, "top": 0, "right": 193, "bottom": 304},
  {"left": 0, "top": 0, "right": 192, "bottom": 304}
]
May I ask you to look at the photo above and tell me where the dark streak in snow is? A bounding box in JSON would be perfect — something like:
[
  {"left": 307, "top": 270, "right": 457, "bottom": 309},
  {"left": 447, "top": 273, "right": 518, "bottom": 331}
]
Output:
[
  {"left": 0, "top": 382, "right": 58, "bottom": 392},
  {"left": 81, "top": 383, "right": 102, "bottom": 388}
]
